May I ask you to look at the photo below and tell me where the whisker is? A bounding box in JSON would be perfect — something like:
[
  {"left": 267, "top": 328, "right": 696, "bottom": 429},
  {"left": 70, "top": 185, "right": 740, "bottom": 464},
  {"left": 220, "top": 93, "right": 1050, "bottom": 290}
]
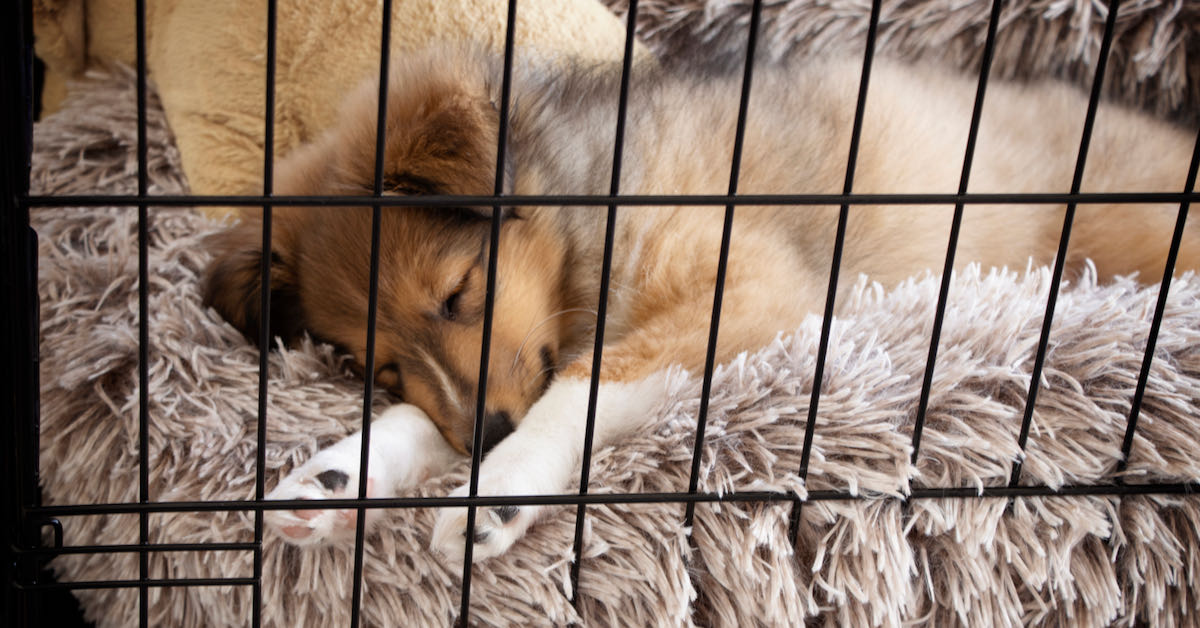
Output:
[
  {"left": 509, "top": 308, "right": 597, "bottom": 376},
  {"left": 526, "top": 363, "right": 560, "bottom": 391}
]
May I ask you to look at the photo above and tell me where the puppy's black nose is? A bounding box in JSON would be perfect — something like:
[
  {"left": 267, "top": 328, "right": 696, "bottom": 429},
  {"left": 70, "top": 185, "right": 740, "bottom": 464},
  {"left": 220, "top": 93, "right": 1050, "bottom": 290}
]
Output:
[{"left": 478, "top": 411, "right": 514, "bottom": 453}]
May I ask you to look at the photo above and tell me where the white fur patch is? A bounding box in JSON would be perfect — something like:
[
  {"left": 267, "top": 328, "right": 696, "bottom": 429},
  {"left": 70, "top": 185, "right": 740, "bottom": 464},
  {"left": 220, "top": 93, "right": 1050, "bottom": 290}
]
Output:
[
  {"left": 419, "top": 346, "right": 466, "bottom": 417},
  {"left": 265, "top": 403, "right": 460, "bottom": 545},
  {"left": 432, "top": 372, "right": 669, "bottom": 562}
]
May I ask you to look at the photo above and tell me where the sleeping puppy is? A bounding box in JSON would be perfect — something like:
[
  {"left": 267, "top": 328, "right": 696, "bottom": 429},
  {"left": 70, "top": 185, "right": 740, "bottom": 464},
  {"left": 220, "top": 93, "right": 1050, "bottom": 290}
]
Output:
[{"left": 203, "top": 46, "right": 1198, "bottom": 561}]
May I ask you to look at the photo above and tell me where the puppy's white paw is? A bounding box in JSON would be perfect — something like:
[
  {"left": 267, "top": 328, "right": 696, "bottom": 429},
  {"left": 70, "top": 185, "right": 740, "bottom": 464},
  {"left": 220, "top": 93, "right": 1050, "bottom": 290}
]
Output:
[
  {"left": 265, "top": 403, "right": 461, "bottom": 546},
  {"left": 428, "top": 375, "right": 667, "bottom": 563},
  {"left": 265, "top": 445, "right": 382, "bottom": 545},
  {"left": 431, "top": 478, "right": 544, "bottom": 563}
]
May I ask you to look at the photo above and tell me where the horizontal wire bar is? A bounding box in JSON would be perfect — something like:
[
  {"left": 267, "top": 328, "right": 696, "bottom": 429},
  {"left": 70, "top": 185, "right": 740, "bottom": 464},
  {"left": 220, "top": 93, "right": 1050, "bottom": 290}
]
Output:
[
  {"left": 14, "top": 542, "right": 258, "bottom": 557},
  {"left": 20, "top": 191, "right": 1200, "bottom": 208},
  {"left": 14, "top": 577, "right": 257, "bottom": 592},
  {"left": 24, "top": 482, "right": 1199, "bottom": 517}
]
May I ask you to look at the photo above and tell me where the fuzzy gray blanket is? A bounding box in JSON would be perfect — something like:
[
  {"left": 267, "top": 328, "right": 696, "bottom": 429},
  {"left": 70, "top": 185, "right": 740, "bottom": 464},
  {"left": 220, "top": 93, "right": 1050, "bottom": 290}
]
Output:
[
  {"left": 34, "top": 6, "right": 1200, "bottom": 628},
  {"left": 603, "top": 0, "right": 1200, "bottom": 124}
]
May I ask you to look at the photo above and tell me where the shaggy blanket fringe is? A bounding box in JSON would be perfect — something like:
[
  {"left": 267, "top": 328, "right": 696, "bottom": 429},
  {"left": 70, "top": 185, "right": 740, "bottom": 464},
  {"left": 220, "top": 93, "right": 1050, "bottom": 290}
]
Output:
[
  {"left": 34, "top": 44, "right": 1200, "bottom": 628},
  {"left": 603, "top": 0, "right": 1200, "bottom": 124}
]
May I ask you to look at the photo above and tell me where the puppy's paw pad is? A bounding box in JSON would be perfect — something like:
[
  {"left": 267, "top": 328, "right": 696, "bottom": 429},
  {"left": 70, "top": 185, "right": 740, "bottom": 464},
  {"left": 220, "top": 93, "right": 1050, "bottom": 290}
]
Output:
[
  {"left": 493, "top": 505, "right": 520, "bottom": 524},
  {"left": 266, "top": 457, "right": 378, "bottom": 546},
  {"left": 314, "top": 469, "right": 350, "bottom": 491},
  {"left": 431, "top": 490, "right": 540, "bottom": 563}
]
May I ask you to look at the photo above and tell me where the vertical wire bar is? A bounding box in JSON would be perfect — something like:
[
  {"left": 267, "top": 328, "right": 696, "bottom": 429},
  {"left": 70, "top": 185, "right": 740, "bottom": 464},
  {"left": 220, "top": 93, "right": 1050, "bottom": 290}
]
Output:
[
  {"left": 787, "top": 0, "right": 882, "bottom": 544},
  {"left": 349, "top": 1, "right": 392, "bottom": 626},
  {"left": 568, "top": 0, "right": 639, "bottom": 605},
  {"left": 1009, "top": 0, "right": 1122, "bottom": 487},
  {"left": 1116, "top": 128, "right": 1200, "bottom": 474},
  {"left": 251, "top": 1, "right": 278, "bottom": 626},
  {"left": 348, "top": 211, "right": 382, "bottom": 628},
  {"left": 459, "top": 1, "right": 517, "bottom": 621},
  {"left": 18, "top": 0, "right": 38, "bottom": 515},
  {"left": 134, "top": 0, "right": 150, "bottom": 624},
  {"left": 909, "top": 0, "right": 1004, "bottom": 466},
  {"left": 682, "top": 0, "right": 763, "bottom": 530},
  {"left": 3, "top": 0, "right": 38, "bottom": 624}
]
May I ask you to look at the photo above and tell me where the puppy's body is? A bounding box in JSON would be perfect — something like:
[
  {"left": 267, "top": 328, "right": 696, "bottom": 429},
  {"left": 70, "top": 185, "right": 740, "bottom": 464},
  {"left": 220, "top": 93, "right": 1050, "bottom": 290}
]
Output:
[
  {"left": 205, "top": 48, "right": 1198, "bottom": 557},
  {"left": 509, "top": 51, "right": 1196, "bottom": 385}
]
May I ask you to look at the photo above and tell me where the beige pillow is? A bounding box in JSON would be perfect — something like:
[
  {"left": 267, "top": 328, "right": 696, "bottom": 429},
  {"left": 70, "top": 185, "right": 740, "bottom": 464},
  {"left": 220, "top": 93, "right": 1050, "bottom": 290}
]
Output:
[{"left": 35, "top": 0, "right": 646, "bottom": 214}]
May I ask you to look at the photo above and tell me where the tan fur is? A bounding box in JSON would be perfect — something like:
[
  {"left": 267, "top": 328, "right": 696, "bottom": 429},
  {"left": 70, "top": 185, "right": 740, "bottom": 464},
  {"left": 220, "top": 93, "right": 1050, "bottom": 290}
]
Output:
[{"left": 204, "top": 47, "right": 1199, "bottom": 454}]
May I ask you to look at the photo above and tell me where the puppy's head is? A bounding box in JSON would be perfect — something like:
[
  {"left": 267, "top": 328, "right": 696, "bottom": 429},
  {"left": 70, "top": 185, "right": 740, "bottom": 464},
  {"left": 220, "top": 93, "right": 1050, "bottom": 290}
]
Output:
[{"left": 204, "top": 49, "right": 571, "bottom": 454}]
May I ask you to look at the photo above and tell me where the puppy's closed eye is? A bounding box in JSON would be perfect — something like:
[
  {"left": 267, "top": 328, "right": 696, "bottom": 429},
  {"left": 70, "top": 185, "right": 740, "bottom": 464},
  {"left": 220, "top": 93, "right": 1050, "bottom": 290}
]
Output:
[
  {"left": 439, "top": 267, "right": 476, "bottom": 322},
  {"left": 379, "top": 173, "right": 440, "bottom": 196},
  {"left": 440, "top": 289, "right": 462, "bottom": 321}
]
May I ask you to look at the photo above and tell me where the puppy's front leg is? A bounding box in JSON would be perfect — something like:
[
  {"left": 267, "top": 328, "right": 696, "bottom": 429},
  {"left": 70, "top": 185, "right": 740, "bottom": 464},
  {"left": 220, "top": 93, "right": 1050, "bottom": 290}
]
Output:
[
  {"left": 266, "top": 403, "right": 461, "bottom": 545},
  {"left": 431, "top": 371, "right": 669, "bottom": 563}
]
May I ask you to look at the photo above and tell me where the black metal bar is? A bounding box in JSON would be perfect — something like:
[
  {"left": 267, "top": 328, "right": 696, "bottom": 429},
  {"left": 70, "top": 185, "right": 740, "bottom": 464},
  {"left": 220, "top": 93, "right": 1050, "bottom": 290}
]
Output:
[
  {"left": 22, "top": 191, "right": 1200, "bottom": 209},
  {"left": 15, "top": 542, "right": 259, "bottom": 557},
  {"left": 251, "top": 2, "right": 278, "bottom": 626},
  {"left": 22, "top": 482, "right": 1200, "bottom": 519},
  {"left": 1009, "top": 0, "right": 1122, "bottom": 488},
  {"left": 1117, "top": 128, "right": 1200, "bottom": 473},
  {"left": 348, "top": 2, "right": 393, "bottom": 626},
  {"left": 346, "top": 220, "right": 383, "bottom": 623},
  {"left": 11, "top": 472, "right": 1197, "bottom": 592},
  {"left": 787, "top": 0, "right": 882, "bottom": 544},
  {"left": 134, "top": 0, "right": 150, "bottom": 623},
  {"left": 15, "top": 578, "right": 259, "bottom": 592},
  {"left": 910, "top": 0, "right": 1004, "bottom": 467},
  {"left": 459, "top": 2, "right": 517, "bottom": 622},
  {"left": 568, "top": 0, "right": 640, "bottom": 604},
  {"left": 2, "top": 0, "right": 36, "bottom": 625},
  {"left": 682, "top": 0, "right": 763, "bottom": 532}
]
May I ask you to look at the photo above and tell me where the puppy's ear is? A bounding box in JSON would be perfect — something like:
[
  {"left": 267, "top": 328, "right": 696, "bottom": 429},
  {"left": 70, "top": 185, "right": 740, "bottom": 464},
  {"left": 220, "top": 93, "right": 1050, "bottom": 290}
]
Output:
[
  {"left": 202, "top": 217, "right": 306, "bottom": 346},
  {"left": 387, "top": 83, "right": 501, "bottom": 198},
  {"left": 401, "top": 96, "right": 520, "bottom": 221}
]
